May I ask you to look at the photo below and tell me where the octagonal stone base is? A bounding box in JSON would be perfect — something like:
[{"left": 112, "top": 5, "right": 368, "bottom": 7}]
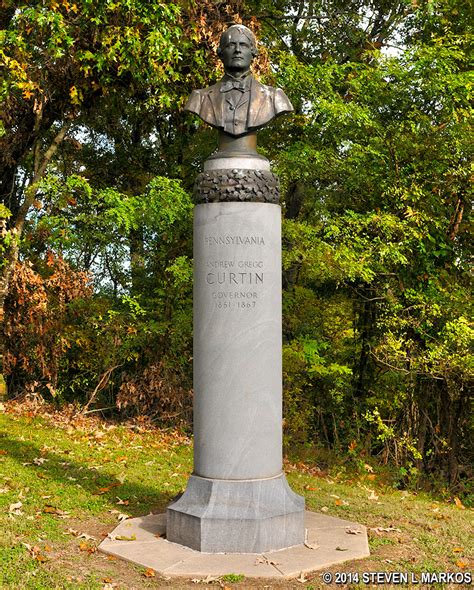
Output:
[
  {"left": 98, "top": 511, "right": 370, "bottom": 579},
  {"left": 166, "top": 473, "right": 305, "bottom": 553}
]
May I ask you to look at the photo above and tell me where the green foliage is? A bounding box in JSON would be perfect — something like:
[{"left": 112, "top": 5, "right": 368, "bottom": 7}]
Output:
[{"left": 2, "top": 0, "right": 472, "bottom": 490}]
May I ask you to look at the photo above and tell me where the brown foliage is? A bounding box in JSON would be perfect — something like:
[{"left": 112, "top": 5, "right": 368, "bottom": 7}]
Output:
[
  {"left": 4, "top": 254, "right": 92, "bottom": 393},
  {"left": 117, "top": 361, "right": 192, "bottom": 424},
  {"left": 184, "top": 1, "right": 270, "bottom": 78}
]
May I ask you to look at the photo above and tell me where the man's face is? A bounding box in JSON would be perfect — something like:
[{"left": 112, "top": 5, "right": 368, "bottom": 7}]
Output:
[{"left": 220, "top": 30, "right": 254, "bottom": 76}]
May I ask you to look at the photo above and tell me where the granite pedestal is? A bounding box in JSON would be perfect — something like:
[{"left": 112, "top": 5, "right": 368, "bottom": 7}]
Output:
[{"left": 165, "top": 155, "right": 305, "bottom": 553}]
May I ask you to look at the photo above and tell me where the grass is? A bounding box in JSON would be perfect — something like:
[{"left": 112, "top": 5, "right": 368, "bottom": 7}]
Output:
[{"left": 0, "top": 401, "right": 472, "bottom": 589}]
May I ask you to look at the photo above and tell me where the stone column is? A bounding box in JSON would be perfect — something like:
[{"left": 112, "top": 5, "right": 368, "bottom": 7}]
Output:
[{"left": 166, "top": 155, "right": 304, "bottom": 553}]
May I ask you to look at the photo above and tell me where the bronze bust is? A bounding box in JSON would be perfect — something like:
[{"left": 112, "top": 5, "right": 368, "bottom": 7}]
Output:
[{"left": 184, "top": 24, "right": 293, "bottom": 138}]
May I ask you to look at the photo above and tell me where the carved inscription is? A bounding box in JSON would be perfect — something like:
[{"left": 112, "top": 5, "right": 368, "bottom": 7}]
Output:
[{"left": 203, "top": 234, "right": 267, "bottom": 311}]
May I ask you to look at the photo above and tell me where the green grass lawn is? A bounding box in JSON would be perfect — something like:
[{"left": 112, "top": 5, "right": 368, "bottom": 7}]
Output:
[{"left": 0, "top": 402, "right": 472, "bottom": 589}]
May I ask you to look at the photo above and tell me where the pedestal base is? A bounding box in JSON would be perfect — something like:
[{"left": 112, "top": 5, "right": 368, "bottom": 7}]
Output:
[
  {"left": 98, "top": 511, "right": 370, "bottom": 578},
  {"left": 166, "top": 473, "right": 305, "bottom": 553}
]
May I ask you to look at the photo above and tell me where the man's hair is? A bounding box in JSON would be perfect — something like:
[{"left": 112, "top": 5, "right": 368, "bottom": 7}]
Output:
[{"left": 217, "top": 24, "right": 258, "bottom": 58}]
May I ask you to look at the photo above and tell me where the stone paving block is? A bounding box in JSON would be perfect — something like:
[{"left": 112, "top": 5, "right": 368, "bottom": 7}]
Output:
[{"left": 163, "top": 551, "right": 280, "bottom": 578}]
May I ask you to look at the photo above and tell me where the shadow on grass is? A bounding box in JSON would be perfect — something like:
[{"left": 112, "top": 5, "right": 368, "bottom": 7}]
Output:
[{"left": 1, "top": 431, "right": 183, "bottom": 517}]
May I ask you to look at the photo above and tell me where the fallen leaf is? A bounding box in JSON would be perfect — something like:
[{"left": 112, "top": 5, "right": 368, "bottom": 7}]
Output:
[
  {"left": 43, "top": 505, "right": 70, "bottom": 518},
  {"left": 109, "top": 509, "right": 128, "bottom": 522},
  {"left": 96, "top": 483, "right": 120, "bottom": 495},
  {"left": 191, "top": 575, "right": 221, "bottom": 583},
  {"left": 364, "top": 463, "right": 374, "bottom": 472},
  {"left": 453, "top": 547, "right": 464, "bottom": 553},
  {"left": 65, "top": 528, "right": 79, "bottom": 536},
  {"left": 33, "top": 457, "right": 48, "bottom": 465},
  {"left": 115, "top": 456, "right": 127, "bottom": 463},
  {"left": 456, "top": 560, "right": 467, "bottom": 568},
  {"left": 454, "top": 497, "right": 465, "bottom": 510},
  {"left": 368, "top": 490, "right": 379, "bottom": 501},
  {"left": 255, "top": 555, "right": 280, "bottom": 566},
  {"left": 346, "top": 527, "right": 363, "bottom": 535},
  {"left": 143, "top": 568, "right": 155, "bottom": 578},
  {"left": 0, "top": 450, "right": 7, "bottom": 455},
  {"left": 296, "top": 571, "right": 307, "bottom": 583},
  {"left": 320, "top": 506, "right": 329, "bottom": 513},
  {"left": 304, "top": 528, "right": 320, "bottom": 550},
  {"left": 371, "top": 526, "right": 401, "bottom": 533},
  {"left": 78, "top": 532, "right": 97, "bottom": 541},
  {"left": 114, "top": 534, "right": 136, "bottom": 541},
  {"left": 22, "top": 543, "right": 48, "bottom": 562},
  {"left": 103, "top": 578, "right": 112, "bottom": 583},
  {"left": 336, "top": 546, "right": 348, "bottom": 551},
  {"left": 9, "top": 501, "right": 23, "bottom": 515},
  {"left": 116, "top": 497, "right": 129, "bottom": 506},
  {"left": 43, "top": 545, "right": 52, "bottom": 552},
  {"left": 367, "top": 474, "right": 376, "bottom": 481},
  {"left": 79, "top": 541, "right": 96, "bottom": 553},
  {"left": 334, "top": 498, "right": 343, "bottom": 506}
]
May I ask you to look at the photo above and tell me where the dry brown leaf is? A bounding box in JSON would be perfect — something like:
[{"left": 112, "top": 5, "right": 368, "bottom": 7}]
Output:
[
  {"left": 334, "top": 498, "right": 343, "bottom": 506},
  {"left": 336, "top": 546, "right": 348, "bottom": 551},
  {"left": 96, "top": 483, "right": 120, "bottom": 495},
  {"left": 33, "top": 457, "right": 48, "bottom": 465},
  {"left": 454, "top": 497, "right": 465, "bottom": 510},
  {"left": 143, "top": 568, "right": 156, "bottom": 578},
  {"left": 320, "top": 506, "right": 329, "bottom": 513},
  {"left": 371, "top": 526, "right": 401, "bottom": 533},
  {"left": 0, "top": 450, "right": 8, "bottom": 455},
  {"left": 453, "top": 547, "right": 464, "bottom": 553},
  {"left": 364, "top": 463, "right": 374, "bottom": 472},
  {"left": 296, "top": 571, "right": 307, "bottom": 583},
  {"left": 255, "top": 555, "right": 280, "bottom": 566},
  {"left": 65, "top": 528, "right": 79, "bottom": 536},
  {"left": 109, "top": 509, "right": 128, "bottom": 522},
  {"left": 303, "top": 528, "right": 320, "bottom": 550},
  {"left": 116, "top": 497, "right": 129, "bottom": 506},
  {"left": 79, "top": 541, "right": 96, "bottom": 553},
  {"left": 346, "top": 527, "right": 363, "bottom": 535},
  {"left": 367, "top": 474, "right": 376, "bottom": 481},
  {"left": 191, "top": 575, "right": 221, "bottom": 583},
  {"left": 456, "top": 560, "right": 467, "bottom": 568},
  {"left": 43, "top": 505, "right": 70, "bottom": 517},
  {"left": 8, "top": 501, "right": 23, "bottom": 515},
  {"left": 368, "top": 490, "right": 379, "bottom": 501}
]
